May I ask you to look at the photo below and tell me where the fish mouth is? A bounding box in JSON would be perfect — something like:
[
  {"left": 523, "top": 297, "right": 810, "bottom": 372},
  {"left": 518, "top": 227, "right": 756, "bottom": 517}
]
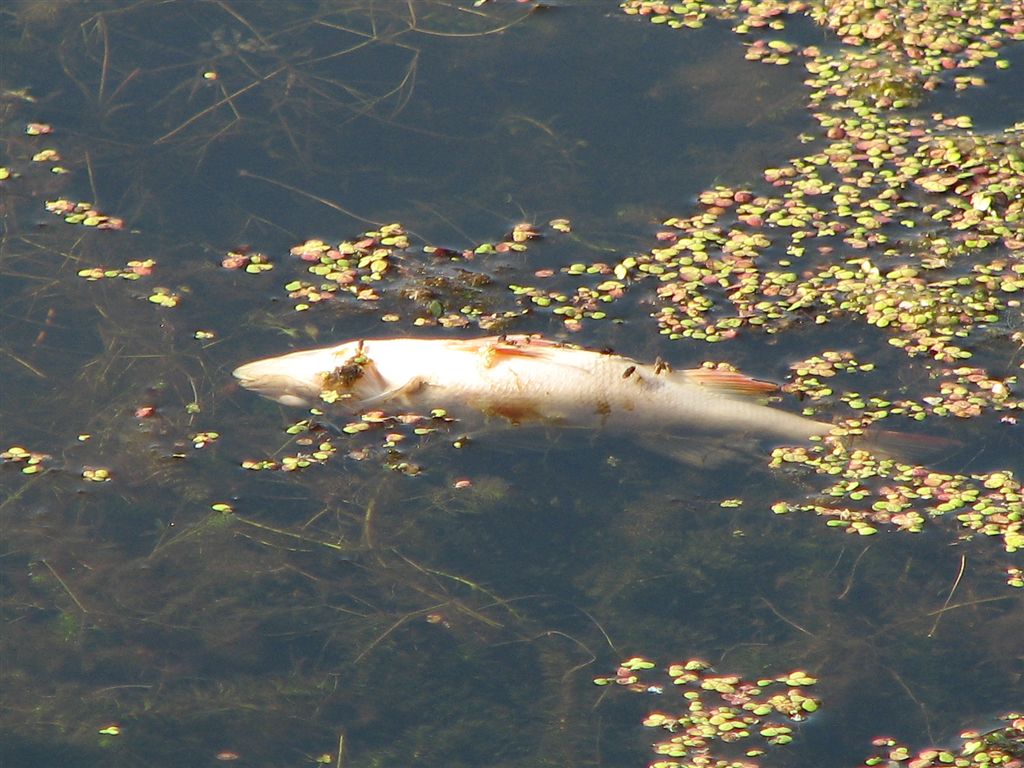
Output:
[{"left": 233, "top": 360, "right": 322, "bottom": 408}]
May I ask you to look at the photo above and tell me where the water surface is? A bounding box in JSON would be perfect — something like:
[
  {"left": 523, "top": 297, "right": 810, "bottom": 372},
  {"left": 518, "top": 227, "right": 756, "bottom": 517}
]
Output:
[{"left": 2, "top": 2, "right": 1022, "bottom": 767}]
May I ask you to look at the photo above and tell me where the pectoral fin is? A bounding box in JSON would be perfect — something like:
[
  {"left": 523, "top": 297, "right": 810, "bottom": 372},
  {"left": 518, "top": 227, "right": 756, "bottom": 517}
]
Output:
[{"left": 357, "top": 377, "right": 427, "bottom": 407}]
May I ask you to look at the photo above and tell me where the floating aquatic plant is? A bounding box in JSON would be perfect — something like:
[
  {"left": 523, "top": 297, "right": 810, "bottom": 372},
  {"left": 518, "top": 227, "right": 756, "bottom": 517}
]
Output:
[
  {"left": 77, "top": 259, "right": 155, "bottom": 281},
  {"left": 147, "top": 287, "right": 181, "bottom": 308},
  {"left": 221, "top": 249, "right": 273, "bottom": 273},
  {"left": 44, "top": 198, "right": 125, "bottom": 229},
  {"left": 862, "top": 712, "right": 1024, "bottom": 768},
  {"left": 595, "top": 656, "right": 821, "bottom": 767},
  {"left": 239, "top": 407, "right": 458, "bottom": 477},
  {"left": 601, "top": 0, "right": 1024, "bottom": 575},
  {"left": 1, "top": 445, "right": 51, "bottom": 474}
]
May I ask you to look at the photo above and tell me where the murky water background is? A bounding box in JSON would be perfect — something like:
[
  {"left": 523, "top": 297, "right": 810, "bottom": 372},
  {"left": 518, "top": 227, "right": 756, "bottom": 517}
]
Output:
[{"left": 2, "top": 2, "right": 1022, "bottom": 767}]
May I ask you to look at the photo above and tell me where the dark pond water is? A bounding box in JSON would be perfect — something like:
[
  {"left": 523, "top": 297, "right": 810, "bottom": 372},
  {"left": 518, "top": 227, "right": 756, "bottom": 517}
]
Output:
[{"left": 2, "top": 2, "right": 1022, "bottom": 767}]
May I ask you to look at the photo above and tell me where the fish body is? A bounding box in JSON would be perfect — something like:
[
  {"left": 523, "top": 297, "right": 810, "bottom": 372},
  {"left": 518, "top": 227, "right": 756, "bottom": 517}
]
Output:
[{"left": 233, "top": 335, "right": 834, "bottom": 444}]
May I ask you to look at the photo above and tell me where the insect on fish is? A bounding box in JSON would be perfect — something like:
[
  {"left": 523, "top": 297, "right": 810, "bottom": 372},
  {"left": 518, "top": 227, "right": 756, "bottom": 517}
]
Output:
[{"left": 232, "top": 334, "right": 838, "bottom": 445}]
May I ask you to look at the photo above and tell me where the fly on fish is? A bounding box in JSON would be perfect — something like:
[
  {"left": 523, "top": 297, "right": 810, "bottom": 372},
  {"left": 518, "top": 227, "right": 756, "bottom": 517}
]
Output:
[{"left": 232, "top": 334, "right": 839, "bottom": 446}]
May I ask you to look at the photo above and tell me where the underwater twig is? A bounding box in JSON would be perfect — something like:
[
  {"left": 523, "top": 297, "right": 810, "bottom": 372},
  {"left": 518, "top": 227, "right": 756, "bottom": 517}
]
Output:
[
  {"left": 147, "top": 513, "right": 230, "bottom": 558},
  {"left": 411, "top": 200, "right": 475, "bottom": 247},
  {"left": 190, "top": 117, "right": 242, "bottom": 171},
  {"left": 154, "top": 71, "right": 284, "bottom": 144},
  {"left": 522, "top": 630, "right": 598, "bottom": 681},
  {"left": 233, "top": 529, "right": 311, "bottom": 553},
  {"left": 213, "top": 1, "right": 275, "bottom": 55},
  {"left": 927, "top": 553, "right": 966, "bottom": 638},
  {"left": 304, "top": 26, "right": 377, "bottom": 58},
  {"left": 574, "top": 604, "right": 617, "bottom": 654},
  {"left": 105, "top": 67, "right": 141, "bottom": 106},
  {"left": 301, "top": 505, "right": 332, "bottom": 530},
  {"left": 234, "top": 515, "right": 361, "bottom": 555},
  {"left": 351, "top": 608, "right": 431, "bottom": 664},
  {"left": 332, "top": 49, "right": 419, "bottom": 123},
  {"left": 837, "top": 544, "right": 872, "bottom": 600},
  {"left": 93, "top": 14, "right": 110, "bottom": 105},
  {"left": 361, "top": 496, "right": 377, "bottom": 550},
  {"left": 307, "top": 9, "right": 423, "bottom": 124},
  {"left": 85, "top": 150, "right": 99, "bottom": 207},
  {"left": 520, "top": 595, "right": 617, "bottom": 653},
  {"left": 432, "top": 593, "right": 503, "bottom": 629},
  {"left": 1, "top": 348, "right": 46, "bottom": 378},
  {"left": 393, "top": 550, "right": 518, "bottom": 622},
  {"left": 41, "top": 559, "right": 89, "bottom": 614},
  {"left": 237, "top": 170, "right": 390, "bottom": 231},
  {"left": 881, "top": 661, "right": 935, "bottom": 744},
  {"left": 88, "top": 684, "right": 154, "bottom": 696},
  {"left": 0, "top": 471, "right": 47, "bottom": 513},
  {"left": 335, "top": 731, "right": 344, "bottom": 768},
  {"left": 370, "top": 551, "right": 505, "bottom": 630},
  {"left": 759, "top": 596, "right": 814, "bottom": 636},
  {"left": 209, "top": 1, "right": 308, "bottom": 159},
  {"left": 408, "top": 0, "right": 537, "bottom": 38},
  {"left": 505, "top": 114, "right": 559, "bottom": 142},
  {"left": 924, "top": 595, "right": 1016, "bottom": 614}
]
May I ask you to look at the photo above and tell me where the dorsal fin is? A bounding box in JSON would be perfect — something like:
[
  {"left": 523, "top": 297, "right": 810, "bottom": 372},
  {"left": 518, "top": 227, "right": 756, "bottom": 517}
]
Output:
[
  {"left": 677, "top": 368, "right": 780, "bottom": 397},
  {"left": 445, "top": 335, "right": 576, "bottom": 370},
  {"left": 447, "top": 335, "right": 564, "bottom": 356}
]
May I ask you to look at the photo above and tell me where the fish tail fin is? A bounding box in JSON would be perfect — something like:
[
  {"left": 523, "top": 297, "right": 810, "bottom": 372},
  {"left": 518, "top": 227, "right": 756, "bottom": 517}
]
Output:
[{"left": 830, "top": 425, "right": 959, "bottom": 463}]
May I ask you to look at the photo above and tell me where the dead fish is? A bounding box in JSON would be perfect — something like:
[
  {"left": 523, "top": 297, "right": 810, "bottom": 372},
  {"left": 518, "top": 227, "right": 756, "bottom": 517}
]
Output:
[{"left": 233, "top": 334, "right": 835, "bottom": 445}]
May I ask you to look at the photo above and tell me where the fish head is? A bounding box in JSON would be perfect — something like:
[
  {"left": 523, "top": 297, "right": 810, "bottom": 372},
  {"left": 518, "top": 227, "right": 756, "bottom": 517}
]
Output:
[{"left": 233, "top": 340, "right": 383, "bottom": 408}]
